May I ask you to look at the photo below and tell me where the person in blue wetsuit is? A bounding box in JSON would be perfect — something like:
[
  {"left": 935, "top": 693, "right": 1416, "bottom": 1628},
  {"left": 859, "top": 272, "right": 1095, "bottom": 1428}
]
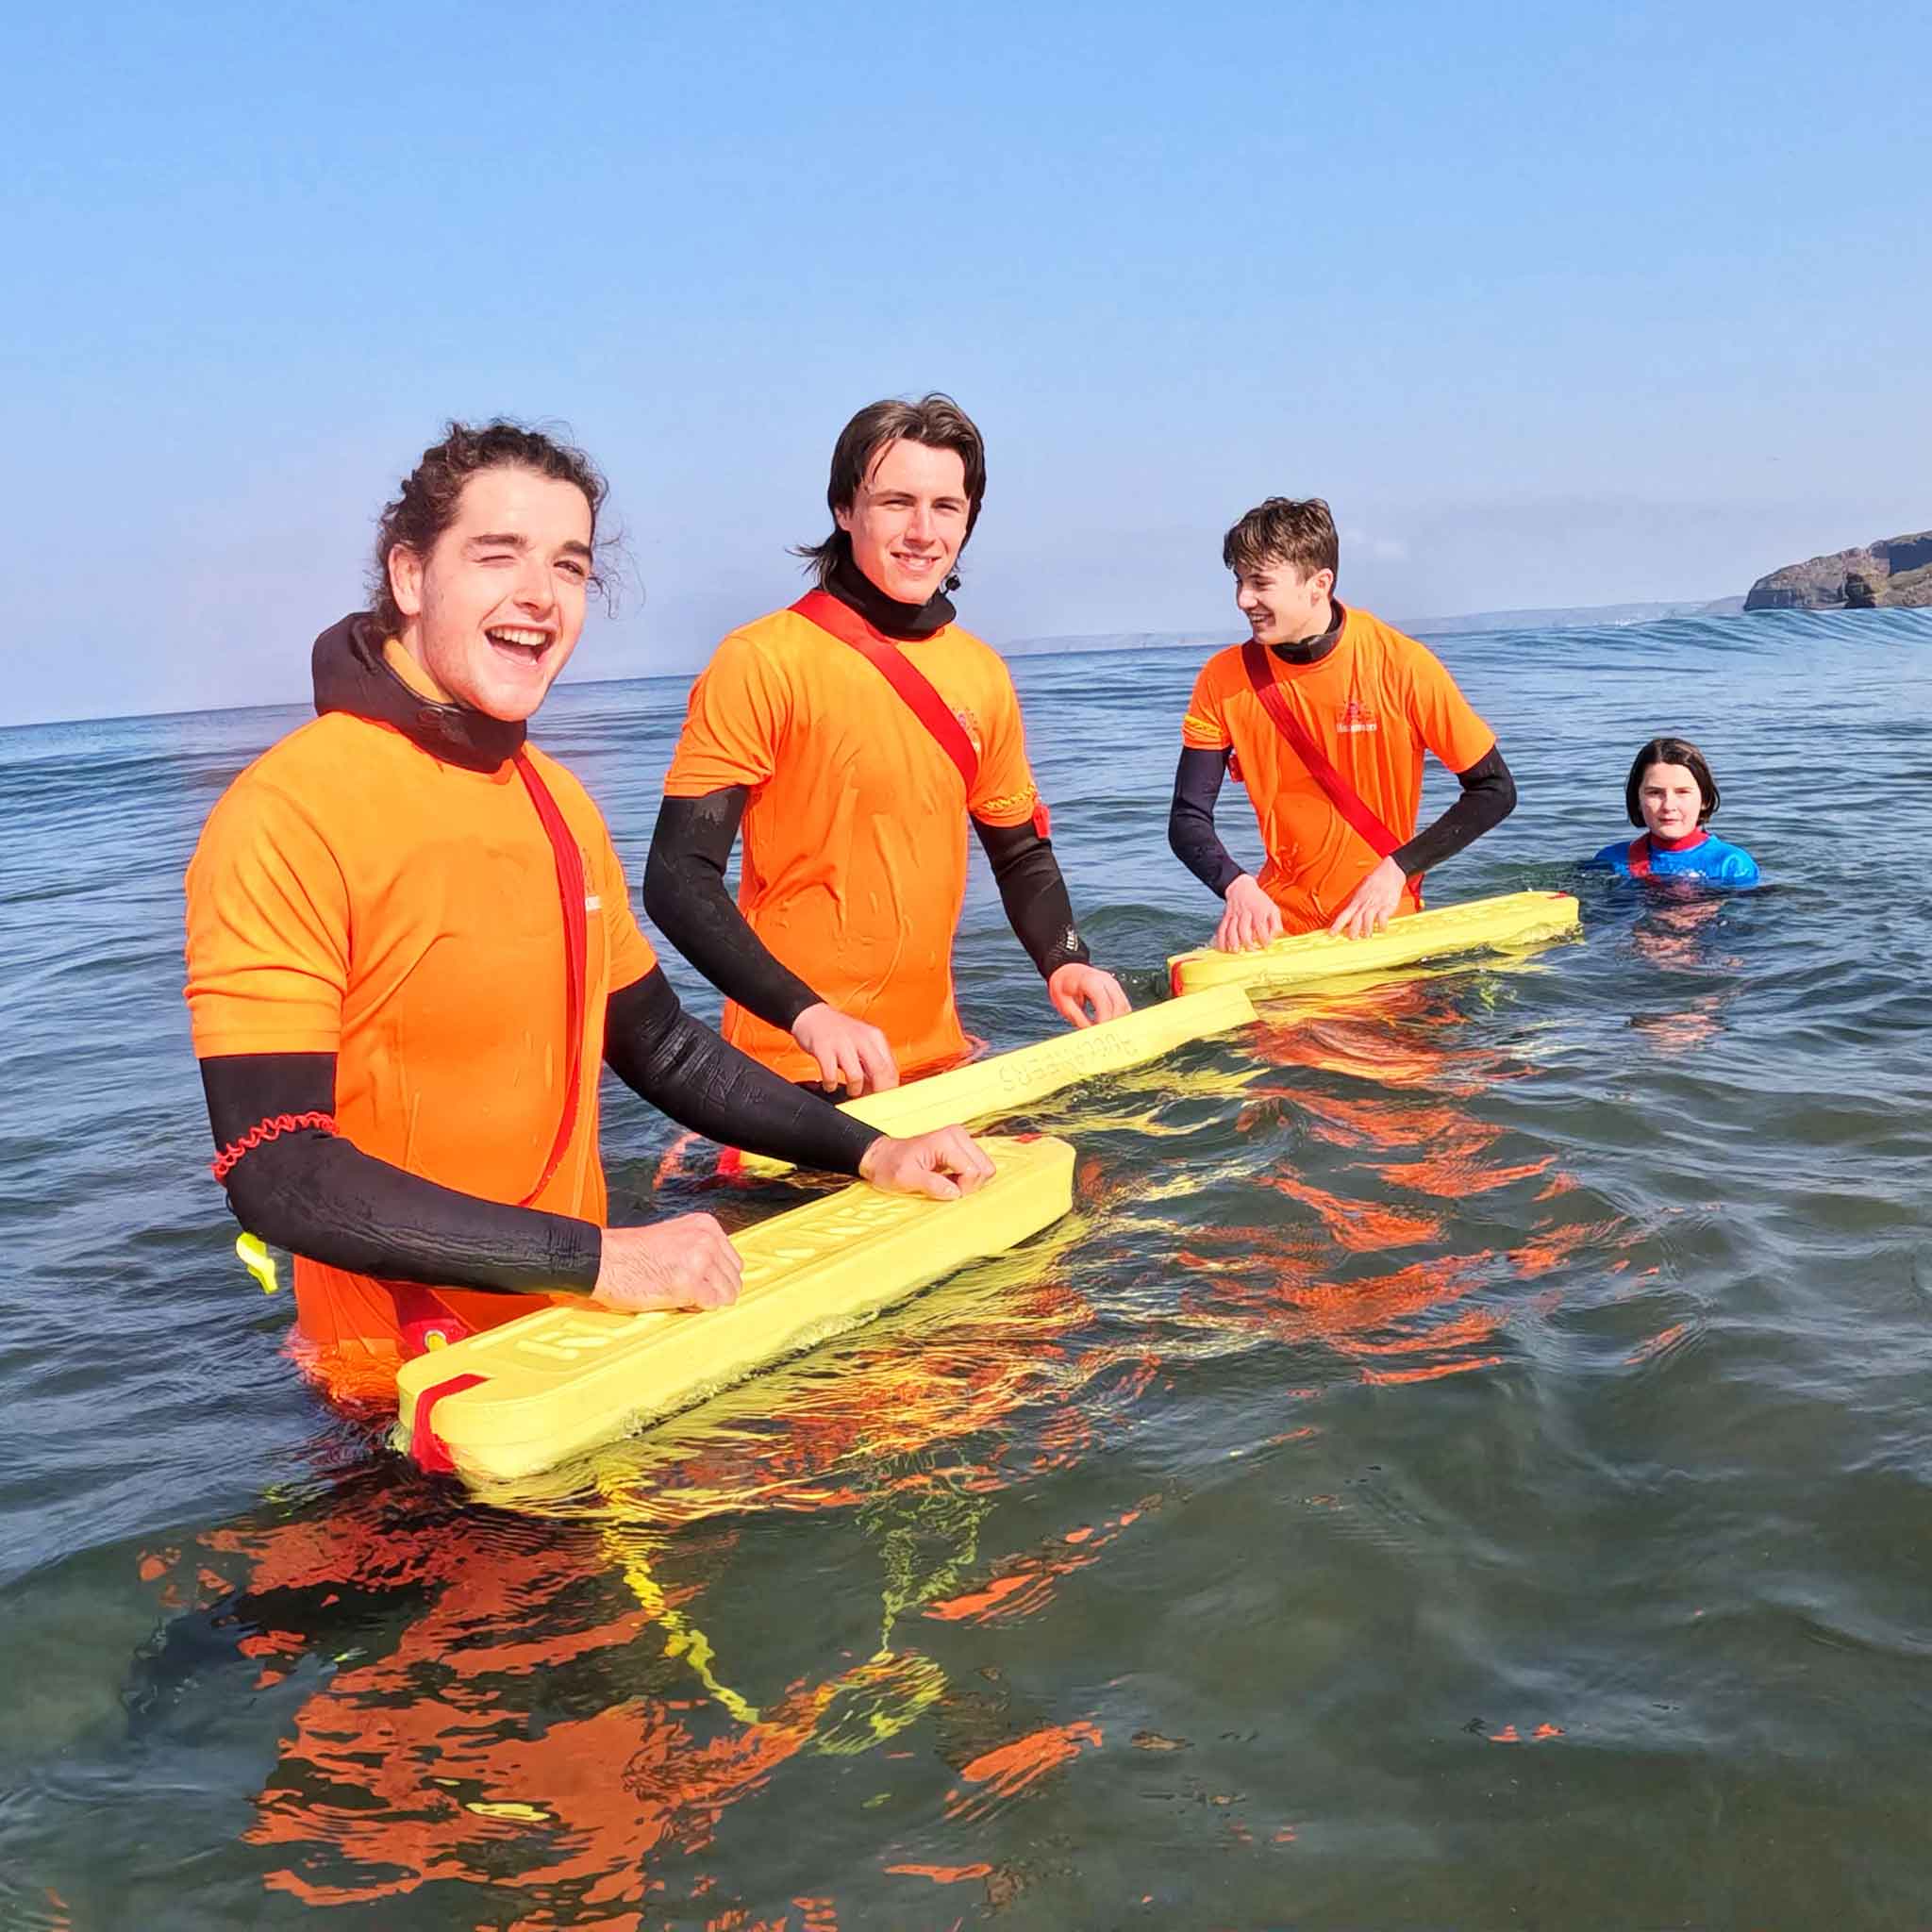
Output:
[{"left": 1589, "top": 735, "right": 1759, "bottom": 885}]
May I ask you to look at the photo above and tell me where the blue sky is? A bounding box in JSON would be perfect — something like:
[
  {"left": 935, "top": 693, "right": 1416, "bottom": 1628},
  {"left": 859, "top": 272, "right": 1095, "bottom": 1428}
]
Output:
[{"left": 4, "top": 0, "right": 1926, "bottom": 724}]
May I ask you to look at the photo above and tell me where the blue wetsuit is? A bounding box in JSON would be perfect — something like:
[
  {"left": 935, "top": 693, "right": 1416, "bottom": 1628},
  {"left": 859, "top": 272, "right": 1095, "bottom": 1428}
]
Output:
[{"left": 1589, "top": 831, "right": 1759, "bottom": 886}]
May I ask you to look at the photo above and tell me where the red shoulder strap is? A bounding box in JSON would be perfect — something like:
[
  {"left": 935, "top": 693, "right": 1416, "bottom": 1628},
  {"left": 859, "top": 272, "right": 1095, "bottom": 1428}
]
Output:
[
  {"left": 513, "top": 751, "right": 590, "bottom": 1204},
  {"left": 792, "top": 589, "right": 979, "bottom": 793},
  {"left": 373, "top": 752, "right": 590, "bottom": 1360},
  {"left": 1240, "top": 639, "right": 1403, "bottom": 861},
  {"left": 1626, "top": 835, "right": 1653, "bottom": 878}
]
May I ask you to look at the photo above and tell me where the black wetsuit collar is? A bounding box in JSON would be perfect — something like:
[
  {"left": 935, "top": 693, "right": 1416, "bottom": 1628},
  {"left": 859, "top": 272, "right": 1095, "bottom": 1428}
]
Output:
[
  {"left": 825, "top": 547, "right": 956, "bottom": 641},
  {"left": 311, "top": 613, "right": 526, "bottom": 773},
  {"left": 1267, "top": 597, "right": 1347, "bottom": 667}
]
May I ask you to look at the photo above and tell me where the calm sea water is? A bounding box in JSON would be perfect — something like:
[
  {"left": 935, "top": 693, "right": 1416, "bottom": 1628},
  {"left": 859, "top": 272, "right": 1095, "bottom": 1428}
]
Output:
[{"left": 3, "top": 608, "right": 1930, "bottom": 1930}]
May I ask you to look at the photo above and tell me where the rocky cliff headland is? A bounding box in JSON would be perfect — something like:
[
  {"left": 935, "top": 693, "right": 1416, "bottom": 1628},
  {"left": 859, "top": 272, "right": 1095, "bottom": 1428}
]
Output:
[{"left": 1744, "top": 531, "right": 1932, "bottom": 610}]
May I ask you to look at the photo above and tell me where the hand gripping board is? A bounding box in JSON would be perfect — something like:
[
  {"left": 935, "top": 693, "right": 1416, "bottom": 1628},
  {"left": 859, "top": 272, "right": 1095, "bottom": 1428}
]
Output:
[
  {"left": 1167, "top": 891, "right": 1580, "bottom": 998},
  {"left": 392, "top": 1134, "right": 1075, "bottom": 1487},
  {"left": 743, "top": 985, "right": 1257, "bottom": 1175}
]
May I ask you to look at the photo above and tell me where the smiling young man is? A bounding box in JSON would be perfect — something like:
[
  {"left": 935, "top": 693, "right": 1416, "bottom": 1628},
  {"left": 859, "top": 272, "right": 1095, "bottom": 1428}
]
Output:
[
  {"left": 644, "top": 394, "right": 1127, "bottom": 1097},
  {"left": 1168, "top": 496, "right": 1517, "bottom": 948},
  {"left": 184, "top": 422, "right": 992, "bottom": 1405}
]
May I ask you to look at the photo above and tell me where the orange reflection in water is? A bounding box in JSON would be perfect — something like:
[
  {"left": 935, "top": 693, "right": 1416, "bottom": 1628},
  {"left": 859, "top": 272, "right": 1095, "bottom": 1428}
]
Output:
[
  {"left": 1631, "top": 892, "right": 1733, "bottom": 970},
  {"left": 136, "top": 1228, "right": 1147, "bottom": 1923},
  {"left": 1244, "top": 990, "right": 1531, "bottom": 1097},
  {"left": 1263, "top": 1172, "right": 1446, "bottom": 1250},
  {"left": 923, "top": 1504, "right": 1148, "bottom": 1627},
  {"left": 1623, "top": 892, "right": 1740, "bottom": 1054},
  {"left": 142, "top": 1482, "right": 807, "bottom": 1921},
  {"left": 1177, "top": 973, "right": 1632, "bottom": 1389},
  {"left": 141, "top": 1475, "right": 990, "bottom": 1926},
  {"left": 942, "top": 1720, "right": 1104, "bottom": 1824},
  {"left": 136, "top": 965, "right": 1640, "bottom": 1921},
  {"left": 1181, "top": 1222, "right": 1507, "bottom": 1390}
]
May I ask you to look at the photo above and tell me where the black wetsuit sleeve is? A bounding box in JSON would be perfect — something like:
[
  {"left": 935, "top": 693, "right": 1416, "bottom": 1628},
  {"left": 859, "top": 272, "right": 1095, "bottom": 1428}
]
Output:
[
  {"left": 605, "top": 968, "right": 878, "bottom": 1174},
  {"left": 1167, "top": 746, "right": 1245, "bottom": 897},
  {"left": 200, "top": 1054, "right": 602, "bottom": 1292},
  {"left": 641, "top": 787, "right": 823, "bottom": 1031},
  {"left": 1391, "top": 744, "right": 1517, "bottom": 876},
  {"left": 971, "top": 818, "right": 1092, "bottom": 979}
]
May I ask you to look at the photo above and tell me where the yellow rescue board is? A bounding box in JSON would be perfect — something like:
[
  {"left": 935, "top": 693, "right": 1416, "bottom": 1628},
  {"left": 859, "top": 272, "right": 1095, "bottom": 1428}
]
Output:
[
  {"left": 1167, "top": 891, "right": 1580, "bottom": 998},
  {"left": 741, "top": 984, "right": 1256, "bottom": 1175},
  {"left": 391, "top": 1135, "right": 1075, "bottom": 1487}
]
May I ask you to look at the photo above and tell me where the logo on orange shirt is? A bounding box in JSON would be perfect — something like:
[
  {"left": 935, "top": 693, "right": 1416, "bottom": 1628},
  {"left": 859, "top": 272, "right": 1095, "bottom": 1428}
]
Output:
[
  {"left": 1337, "top": 699, "right": 1377, "bottom": 735},
  {"left": 952, "top": 706, "right": 984, "bottom": 756},
  {"left": 978, "top": 785, "right": 1040, "bottom": 819}
]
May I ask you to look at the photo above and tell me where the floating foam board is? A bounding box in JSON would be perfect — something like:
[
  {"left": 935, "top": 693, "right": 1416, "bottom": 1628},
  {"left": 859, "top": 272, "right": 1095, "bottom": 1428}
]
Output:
[
  {"left": 741, "top": 984, "right": 1257, "bottom": 1175},
  {"left": 392, "top": 1135, "right": 1075, "bottom": 1487},
  {"left": 1167, "top": 891, "right": 1580, "bottom": 998}
]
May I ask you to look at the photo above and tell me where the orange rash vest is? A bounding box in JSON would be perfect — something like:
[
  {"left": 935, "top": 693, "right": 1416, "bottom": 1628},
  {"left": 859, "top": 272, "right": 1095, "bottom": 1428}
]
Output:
[
  {"left": 662, "top": 605, "right": 1043, "bottom": 1084},
  {"left": 1181, "top": 605, "right": 1496, "bottom": 934},
  {"left": 184, "top": 711, "right": 658, "bottom": 1394}
]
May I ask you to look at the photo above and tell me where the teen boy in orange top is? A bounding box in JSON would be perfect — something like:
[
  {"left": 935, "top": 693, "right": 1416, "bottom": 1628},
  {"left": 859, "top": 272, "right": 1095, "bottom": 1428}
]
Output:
[
  {"left": 1168, "top": 497, "right": 1516, "bottom": 946},
  {"left": 646, "top": 395, "right": 1127, "bottom": 1097},
  {"left": 184, "top": 423, "right": 992, "bottom": 1403}
]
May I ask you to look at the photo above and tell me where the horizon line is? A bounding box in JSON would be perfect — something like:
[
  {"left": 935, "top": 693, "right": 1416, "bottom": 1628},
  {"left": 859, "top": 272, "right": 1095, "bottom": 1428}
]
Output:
[{"left": 1, "top": 592, "right": 1759, "bottom": 735}]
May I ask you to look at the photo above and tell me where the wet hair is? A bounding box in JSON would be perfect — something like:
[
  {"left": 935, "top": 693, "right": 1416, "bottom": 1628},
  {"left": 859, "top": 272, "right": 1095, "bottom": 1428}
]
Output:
[
  {"left": 370, "top": 420, "right": 611, "bottom": 634},
  {"left": 794, "top": 393, "right": 988, "bottom": 591},
  {"left": 1626, "top": 736, "right": 1721, "bottom": 827},
  {"left": 1223, "top": 497, "right": 1340, "bottom": 584}
]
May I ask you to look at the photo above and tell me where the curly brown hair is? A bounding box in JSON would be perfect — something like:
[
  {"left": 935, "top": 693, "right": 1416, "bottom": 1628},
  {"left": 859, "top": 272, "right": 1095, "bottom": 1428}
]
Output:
[{"left": 370, "top": 421, "right": 612, "bottom": 634}]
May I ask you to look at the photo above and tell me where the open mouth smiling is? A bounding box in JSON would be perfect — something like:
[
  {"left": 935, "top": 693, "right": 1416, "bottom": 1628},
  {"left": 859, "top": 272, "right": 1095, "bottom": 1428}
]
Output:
[{"left": 487, "top": 625, "right": 551, "bottom": 664}]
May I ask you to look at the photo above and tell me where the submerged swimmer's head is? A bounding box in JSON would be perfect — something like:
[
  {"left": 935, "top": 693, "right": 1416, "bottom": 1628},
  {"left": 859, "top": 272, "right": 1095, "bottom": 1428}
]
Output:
[
  {"left": 1224, "top": 496, "right": 1339, "bottom": 648},
  {"left": 1626, "top": 735, "right": 1720, "bottom": 837},
  {"left": 797, "top": 393, "right": 987, "bottom": 604},
  {"left": 372, "top": 422, "right": 613, "bottom": 724}
]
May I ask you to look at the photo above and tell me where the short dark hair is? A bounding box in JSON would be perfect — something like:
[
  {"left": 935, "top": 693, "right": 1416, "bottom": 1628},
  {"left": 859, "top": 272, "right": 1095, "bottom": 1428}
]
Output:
[
  {"left": 1626, "top": 736, "right": 1721, "bottom": 827},
  {"left": 794, "top": 393, "right": 988, "bottom": 590},
  {"left": 370, "top": 420, "right": 611, "bottom": 634},
  {"left": 1223, "top": 497, "right": 1340, "bottom": 583}
]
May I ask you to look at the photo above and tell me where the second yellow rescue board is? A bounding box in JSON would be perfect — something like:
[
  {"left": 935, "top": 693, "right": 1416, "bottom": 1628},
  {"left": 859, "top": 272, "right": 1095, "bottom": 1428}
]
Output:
[
  {"left": 392, "top": 1134, "right": 1075, "bottom": 1488},
  {"left": 741, "top": 983, "right": 1256, "bottom": 1175},
  {"left": 1167, "top": 891, "right": 1580, "bottom": 998}
]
